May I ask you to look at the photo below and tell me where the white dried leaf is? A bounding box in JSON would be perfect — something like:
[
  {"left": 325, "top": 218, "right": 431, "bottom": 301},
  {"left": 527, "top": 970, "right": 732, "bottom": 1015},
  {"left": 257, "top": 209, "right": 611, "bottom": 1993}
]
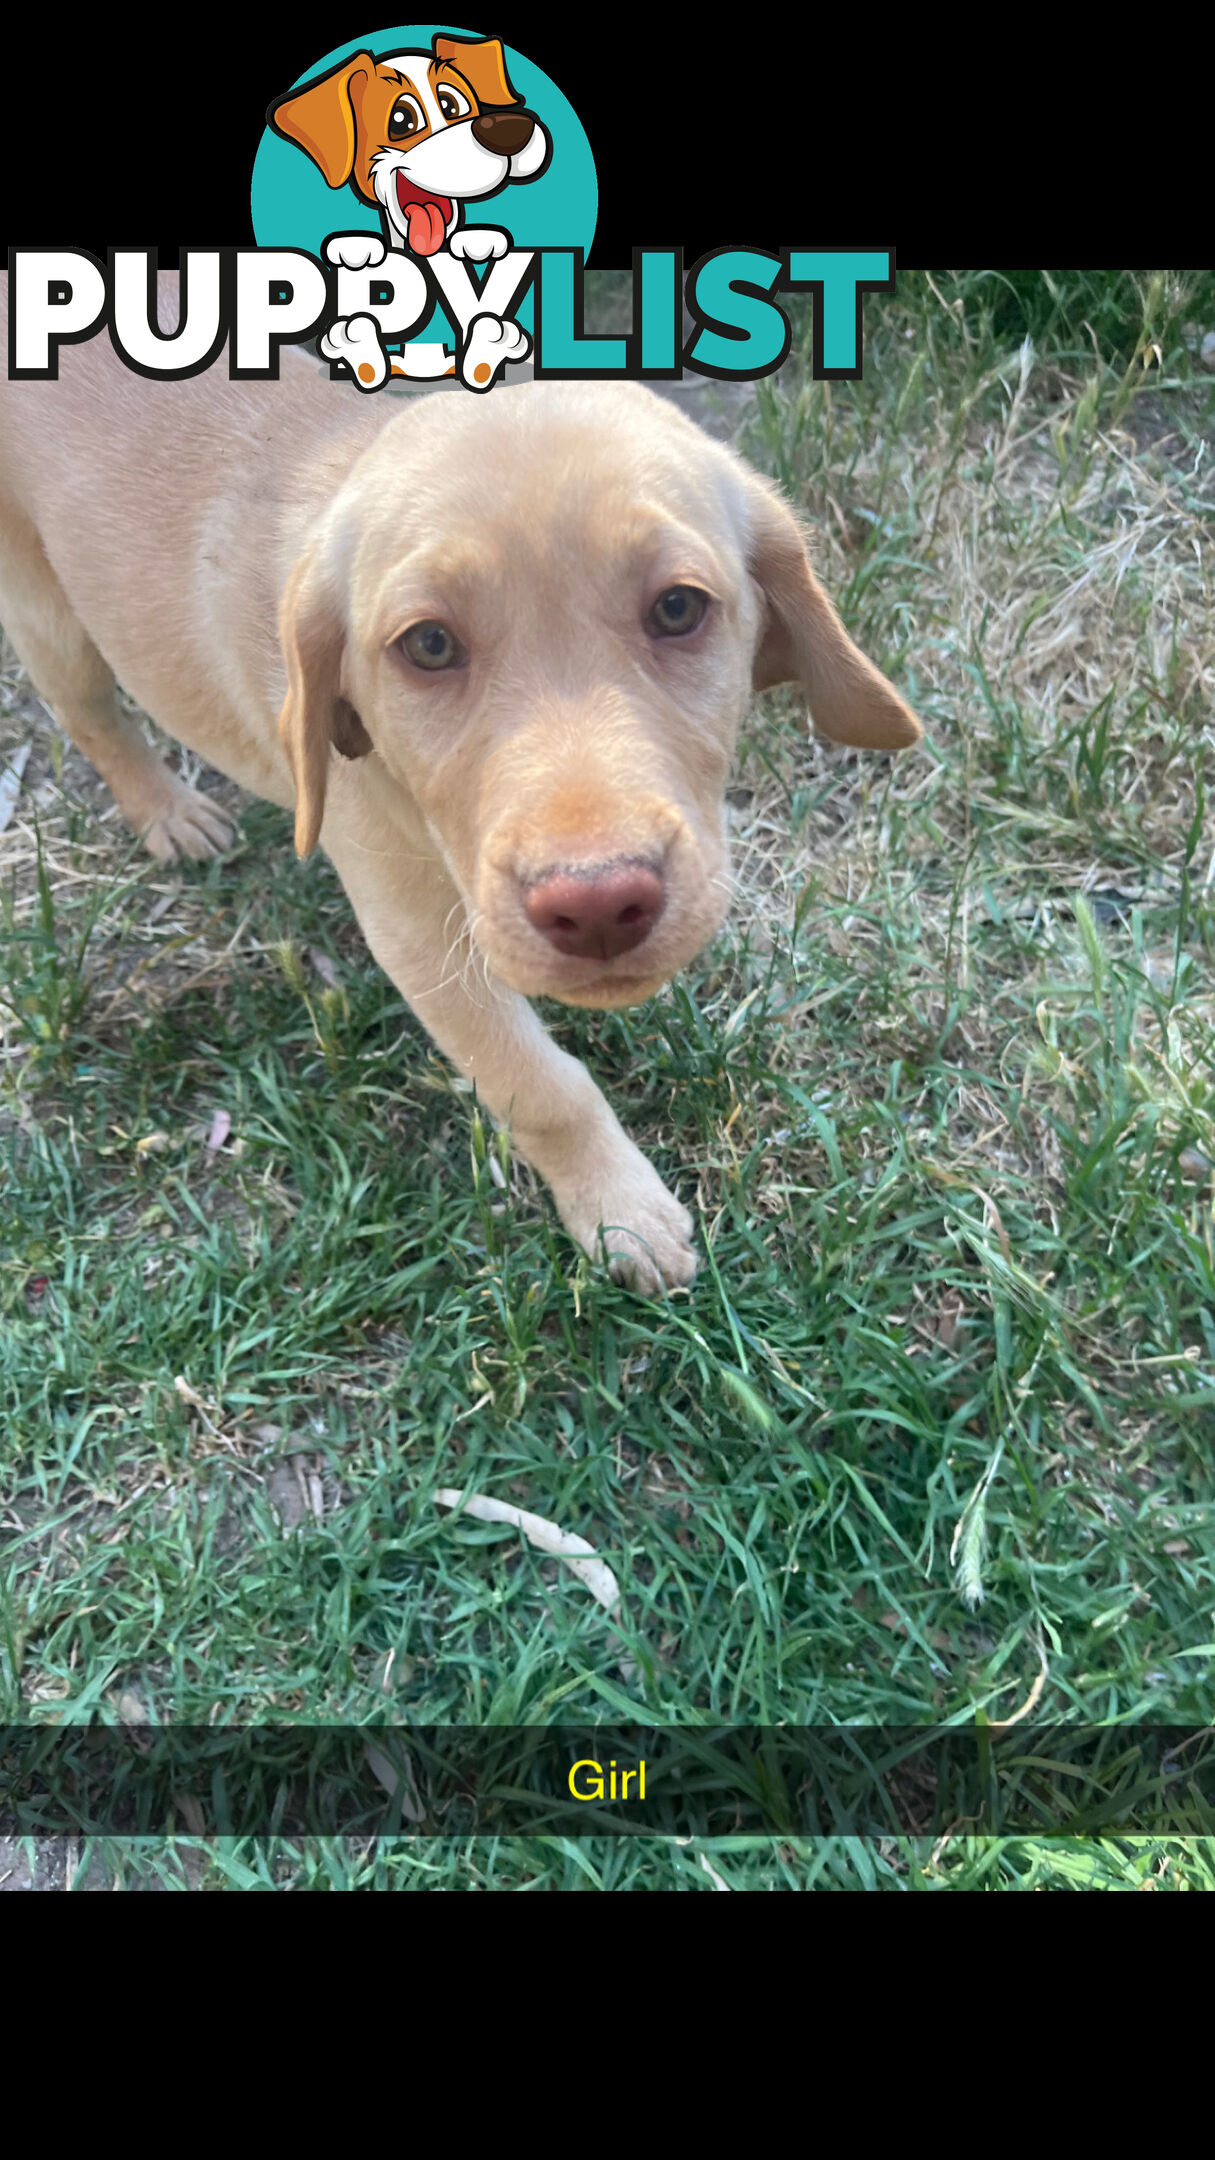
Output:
[
  {"left": 206, "top": 1109, "right": 231, "bottom": 1154},
  {"left": 434, "top": 1488, "right": 620, "bottom": 1611},
  {"left": 173, "top": 1375, "right": 220, "bottom": 1435},
  {"left": 174, "top": 1791, "right": 207, "bottom": 1835},
  {"left": 0, "top": 742, "right": 31, "bottom": 832},
  {"left": 364, "top": 1741, "right": 425, "bottom": 1822}
]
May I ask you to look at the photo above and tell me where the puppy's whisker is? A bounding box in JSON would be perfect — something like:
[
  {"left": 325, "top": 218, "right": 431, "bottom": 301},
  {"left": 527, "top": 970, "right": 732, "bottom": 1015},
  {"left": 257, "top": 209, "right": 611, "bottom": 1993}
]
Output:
[
  {"left": 414, "top": 966, "right": 470, "bottom": 1000},
  {"left": 415, "top": 931, "right": 485, "bottom": 1006},
  {"left": 462, "top": 911, "right": 499, "bottom": 1007},
  {"left": 447, "top": 924, "right": 491, "bottom": 1011},
  {"left": 414, "top": 908, "right": 497, "bottom": 1015},
  {"left": 329, "top": 833, "right": 441, "bottom": 864}
]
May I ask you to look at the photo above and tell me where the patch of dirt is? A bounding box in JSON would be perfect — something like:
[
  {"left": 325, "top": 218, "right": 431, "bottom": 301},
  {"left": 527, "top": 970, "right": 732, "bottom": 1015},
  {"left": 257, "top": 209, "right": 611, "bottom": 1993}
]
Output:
[
  {"left": 0, "top": 1836, "right": 213, "bottom": 1890},
  {"left": 0, "top": 1836, "right": 105, "bottom": 1889},
  {"left": 1117, "top": 383, "right": 1215, "bottom": 496}
]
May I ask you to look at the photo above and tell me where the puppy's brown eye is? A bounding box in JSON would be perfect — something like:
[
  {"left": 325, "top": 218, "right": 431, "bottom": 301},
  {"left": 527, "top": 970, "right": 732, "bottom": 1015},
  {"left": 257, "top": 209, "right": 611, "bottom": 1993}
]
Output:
[
  {"left": 399, "top": 621, "right": 464, "bottom": 671},
  {"left": 389, "top": 99, "right": 424, "bottom": 140},
  {"left": 437, "top": 87, "right": 470, "bottom": 121},
  {"left": 648, "top": 586, "right": 709, "bottom": 638}
]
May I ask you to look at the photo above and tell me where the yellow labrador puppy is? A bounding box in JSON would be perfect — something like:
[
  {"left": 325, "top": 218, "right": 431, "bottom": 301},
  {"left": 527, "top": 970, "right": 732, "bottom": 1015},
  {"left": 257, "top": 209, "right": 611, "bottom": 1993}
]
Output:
[{"left": 0, "top": 277, "right": 920, "bottom": 1291}]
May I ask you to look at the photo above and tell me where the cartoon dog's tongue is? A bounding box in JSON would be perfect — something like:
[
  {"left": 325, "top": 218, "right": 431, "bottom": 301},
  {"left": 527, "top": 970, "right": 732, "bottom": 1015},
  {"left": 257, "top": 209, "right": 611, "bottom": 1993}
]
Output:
[{"left": 396, "top": 175, "right": 453, "bottom": 256}]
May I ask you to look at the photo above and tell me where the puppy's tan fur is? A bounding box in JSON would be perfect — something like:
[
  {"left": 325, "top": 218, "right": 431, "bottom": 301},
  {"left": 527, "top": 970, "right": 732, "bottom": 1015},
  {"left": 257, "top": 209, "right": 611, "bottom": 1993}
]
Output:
[{"left": 0, "top": 276, "right": 920, "bottom": 1291}]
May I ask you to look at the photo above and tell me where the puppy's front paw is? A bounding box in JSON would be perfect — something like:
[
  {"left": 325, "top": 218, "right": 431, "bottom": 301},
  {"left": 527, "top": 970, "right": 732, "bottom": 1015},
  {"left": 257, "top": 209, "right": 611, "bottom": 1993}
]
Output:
[
  {"left": 320, "top": 313, "right": 388, "bottom": 390},
  {"left": 131, "top": 776, "right": 236, "bottom": 864},
  {"left": 460, "top": 311, "right": 531, "bottom": 391},
  {"left": 555, "top": 1141, "right": 698, "bottom": 1295},
  {"left": 601, "top": 1189, "right": 698, "bottom": 1295},
  {"left": 324, "top": 233, "right": 387, "bottom": 272},
  {"left": 448, "top": 227, "right": 510, "bottom": 264}
]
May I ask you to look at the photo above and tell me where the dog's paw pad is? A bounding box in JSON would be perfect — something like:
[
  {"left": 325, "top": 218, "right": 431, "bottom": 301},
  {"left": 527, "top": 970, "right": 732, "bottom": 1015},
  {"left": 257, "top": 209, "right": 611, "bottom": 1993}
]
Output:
[
  {"left": 460, "top": 311, "right": 531, "bottom": 391},
  {"left": 324, "top": 234, "right": 387, "bottom": 272},
  {"left": 320, "top": 314, "right": 388, "bottom": 391},
  {"left": 448, "top": 227, "right": 510, "bottom": 264},
  {"left": 139, "top": 784, "right": 236, "bottom": 865}
]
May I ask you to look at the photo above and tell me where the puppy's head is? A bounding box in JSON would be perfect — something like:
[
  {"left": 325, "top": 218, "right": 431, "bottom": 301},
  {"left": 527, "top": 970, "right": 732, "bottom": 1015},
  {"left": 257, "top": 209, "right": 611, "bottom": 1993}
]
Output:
[
  {"left": 278, "top": 383, "right": 921, "bottom": 1010},
  {"left": 268, "top": 36, "right": 549, "bottom": 255}
]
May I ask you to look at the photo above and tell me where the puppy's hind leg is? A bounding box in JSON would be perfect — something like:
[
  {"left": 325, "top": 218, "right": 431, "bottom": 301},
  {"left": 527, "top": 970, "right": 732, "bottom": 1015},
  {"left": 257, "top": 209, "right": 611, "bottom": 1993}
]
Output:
[{"left": 0, "top": 510, "right": 234, "bottom": 863}]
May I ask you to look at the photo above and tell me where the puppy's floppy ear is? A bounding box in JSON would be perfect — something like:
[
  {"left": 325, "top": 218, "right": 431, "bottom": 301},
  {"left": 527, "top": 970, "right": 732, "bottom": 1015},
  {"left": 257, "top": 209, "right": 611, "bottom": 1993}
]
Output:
[
  {"left": 268, "top": 50, "right": 376, "bottom": 188},
  {"left": 433, "top": 33, "right": 521, "bottom": 106},
  {"left": 277, "top": 546, "right": 372, "bottom": 860},
  {"left": 746, "top": 475, "right": 922, "bottom": 751}
]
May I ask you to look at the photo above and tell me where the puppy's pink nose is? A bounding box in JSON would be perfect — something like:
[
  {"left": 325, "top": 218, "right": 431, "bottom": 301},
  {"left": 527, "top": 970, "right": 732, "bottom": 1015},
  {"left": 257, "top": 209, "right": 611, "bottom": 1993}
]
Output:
[{"left": 524, "top": 863, "right": 665, "bottom": 960}]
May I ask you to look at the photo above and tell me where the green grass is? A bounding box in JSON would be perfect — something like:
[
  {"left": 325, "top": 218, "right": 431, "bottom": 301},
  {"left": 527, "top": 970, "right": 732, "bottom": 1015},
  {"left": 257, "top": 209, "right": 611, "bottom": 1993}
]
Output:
[
  {"left": 2, "top": 268, "right": 1214, "bottom": 1889},
  {"left": 5, "top": 1831, "right": 1215, "bottom": 1890}
]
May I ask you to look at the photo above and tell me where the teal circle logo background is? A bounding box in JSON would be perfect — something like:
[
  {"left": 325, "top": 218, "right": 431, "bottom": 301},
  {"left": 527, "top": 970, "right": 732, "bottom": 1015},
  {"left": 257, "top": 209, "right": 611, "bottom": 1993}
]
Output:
[{"left": 250, "top": 24, "right": 597, "bottom": 342}]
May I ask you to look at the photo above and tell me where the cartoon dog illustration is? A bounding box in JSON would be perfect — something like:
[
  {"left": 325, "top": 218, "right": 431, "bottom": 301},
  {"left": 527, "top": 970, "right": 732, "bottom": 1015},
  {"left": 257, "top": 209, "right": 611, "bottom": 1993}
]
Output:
[{"left": 269, "top": 33, "right": 548, "bottom": 392}]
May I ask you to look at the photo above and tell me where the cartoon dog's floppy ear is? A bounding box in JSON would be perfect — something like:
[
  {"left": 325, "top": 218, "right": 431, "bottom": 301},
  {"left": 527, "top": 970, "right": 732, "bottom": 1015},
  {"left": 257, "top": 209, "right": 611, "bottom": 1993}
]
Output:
[
  {"left": 745, "top": 475, "right": 922, "bottom": 750},
  {"left": 268, "top": 50, "right": 377, "bottom": 188},
  {"left": 433, "top": 32, "right": 522, "bottom": 106},
  {"left": 277, "top": 546, "right": 372, "bottom": 859}
]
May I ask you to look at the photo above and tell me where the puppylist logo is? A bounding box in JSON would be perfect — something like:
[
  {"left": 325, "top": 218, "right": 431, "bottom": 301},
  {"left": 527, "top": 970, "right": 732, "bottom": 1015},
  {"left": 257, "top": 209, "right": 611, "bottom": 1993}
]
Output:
[{"left": 6, "top": 25, "right": 895, "bottom": 391}]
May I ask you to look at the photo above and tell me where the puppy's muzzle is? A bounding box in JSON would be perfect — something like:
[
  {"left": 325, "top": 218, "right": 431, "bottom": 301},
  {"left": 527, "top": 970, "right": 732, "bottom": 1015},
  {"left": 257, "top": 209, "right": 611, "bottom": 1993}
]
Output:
[
  {"left": 523, "top": 859, "right": 666, "bottom": 961},
  {"left": 471, "top": 110, "right": 538, "bottom": 157}
]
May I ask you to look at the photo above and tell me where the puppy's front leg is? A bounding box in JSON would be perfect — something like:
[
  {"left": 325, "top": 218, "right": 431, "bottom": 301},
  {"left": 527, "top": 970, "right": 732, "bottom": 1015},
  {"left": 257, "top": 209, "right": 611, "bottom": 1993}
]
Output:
[
  {"left": 424, "top": 974, "right": 698, "bottom": 1295},
  {"left": 329, "top": 839, "right": 696, "bottom": 1292}
]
